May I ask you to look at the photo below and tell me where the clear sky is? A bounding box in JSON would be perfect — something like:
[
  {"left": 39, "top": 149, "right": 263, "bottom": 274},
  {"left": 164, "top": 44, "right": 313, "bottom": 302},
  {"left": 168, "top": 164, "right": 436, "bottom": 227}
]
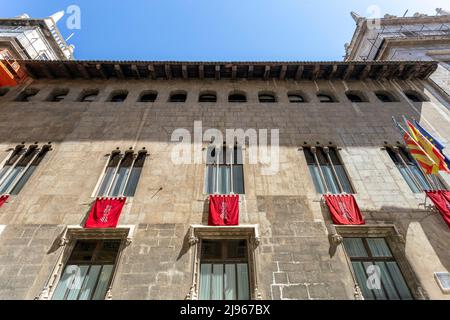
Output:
[{"left": 1, "top": 0, "right": 449, "bottom": 61}]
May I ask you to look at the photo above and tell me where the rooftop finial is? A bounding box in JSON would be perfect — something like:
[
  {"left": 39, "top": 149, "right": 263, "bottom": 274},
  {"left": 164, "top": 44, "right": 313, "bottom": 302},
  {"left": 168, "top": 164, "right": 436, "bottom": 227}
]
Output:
[{"left": 350, "top": 11, "right": 363, "bottom": 23}]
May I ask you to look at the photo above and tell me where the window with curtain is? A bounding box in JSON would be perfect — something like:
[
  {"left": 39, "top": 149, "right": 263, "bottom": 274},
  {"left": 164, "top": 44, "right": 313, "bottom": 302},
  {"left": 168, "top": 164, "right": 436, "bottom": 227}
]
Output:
[
  {"left": 386, "top": 147, "right": 446, "bottom": 193},
  {"left": 96, "top": 150, "right": 146, "bottom": 197},
  {"left": 205, "top": 145, "right": 244, "bottom": 195},
  {"left": 0, "top": 144, "right": 50, "bottom": 195},
  {"left": 303, "top": 146, "right": 353, "bottom": 194},
  {"left": 199, "top": 239, "right": 250, "bottom": 300},
  {"left": 343, "top": 237, "right": 413, "bottom": 300},
  {"left": 52, "top": 239, "right": 121, "bottom": 300}
]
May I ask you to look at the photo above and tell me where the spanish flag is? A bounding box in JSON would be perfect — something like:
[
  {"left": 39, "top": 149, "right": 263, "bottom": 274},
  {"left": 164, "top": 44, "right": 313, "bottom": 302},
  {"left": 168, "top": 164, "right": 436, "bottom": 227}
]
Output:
[{"left": 406, "top": 120, "right": 449, "bottom": 173}]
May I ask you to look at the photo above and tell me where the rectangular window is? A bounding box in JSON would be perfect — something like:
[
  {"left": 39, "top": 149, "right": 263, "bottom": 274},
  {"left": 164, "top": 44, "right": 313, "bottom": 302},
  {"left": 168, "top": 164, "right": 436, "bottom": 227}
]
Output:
[
  {"left": 304, "top": 146, "right": 353, "bottom": 194},
  {"left": 386, "top": 147, "right": 446, "bottom": 193},
  {"left": 343, "top": 237, "right": 413, "bottom": 300},
  {"left": 205, "top": 146, "right": 244, "bottom": 195},
  {"left": 0, "top": 144, "right": 50, "bottom": 195},
  {"left": 52, "top": 239, "right": 121, "bottom": 300},
  {"left": 199, "top": 239, "right": 250, "bottom": 300},
  {"left": 96, "top": 151, "right": 146, "bottom": 197}
]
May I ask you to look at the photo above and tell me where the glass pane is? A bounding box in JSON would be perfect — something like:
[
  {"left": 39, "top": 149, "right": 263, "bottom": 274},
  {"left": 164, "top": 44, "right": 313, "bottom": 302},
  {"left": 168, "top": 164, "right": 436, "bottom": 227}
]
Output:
[
  {"left": 234, "top": 147, "right": 243, "bottom": 165},
  {"left": 386, "top": 262, "right": 413, "bottom": 300},
  {"left": 397, "top": 165, "right": 420, "bottom": 193},
  {"left": 218, "top": 166, "right": 231, "bottom": 194},
  {"left": 343, "top": 238, "right": 368, "bottom": 257},
  {"left": 96, "top": 167, "right": 115, "bottom": 197},
  {"left": 201, "top": 240, "right": 222, "bottom": 260},
  {"left": 212, "top": 264, "right": 224, "bottom": 300},
  {"left": 0, "top": 165, "right": 11, "bottom": 181},
  {"left": 92, "top": 265, "right": 114, "bottom": 300},
  {"left": 375, "top": 262, "right": 399, "bottom": 300},
  {"left": 352, "top": 261, "right": 374, "bottom": 300},
  {"left": 199, "top": 264, "right": 212, "bottom": 300},
  {"left": 367, "top": 238, "right": 392, "bottom": 257},
  {"left": 0, "top": 165, "right": 24, "bottom": 194},
  {"left": 206, "top": 146, "right": 218, "bottom": 164},
  {"left": 226, "top": 240, "right": 247, "bottom": 259},
  {"left": 65, "top": 265, "right": 89, "bottom": 300},
  {"left": 236, "top": 263, "right": 249, "bottom": 300},
  {"left": 78, "top": 265, "right": 102, "bottom": 300},
  {"left": 308, "top": 165, "right": 325, "bottom": 194},
  {"left": 334, "top": 165, "right": 353, "bottom": 193},
  {"left": 205, "top": 165, "right": 216, "bottom": 194},
  {"left": 409, "top": 165, "right": 431, "bottom": 191},
  {"left": 232, "top": 166, "right": 244, "bottom": 194},
  {"left": 321, "top": 165, "right": 340, "bottom": 194},
  {"left": 110, "top": 166, "right": 130, "bottom": 196},
  {"left": 224, "top": 264, "right": 236, "bottom": 300},
  {"left": 363, "top": 262, "right": 387, "bottom": 300},
  {"left": 10, "top": 165, "right": 36, "bottom": 195},
  {"left": 124, "top": 166, "right": 141, "bottom": 196},
  {"left": 52, "top": 265, "right": 78, "bottom": 300}
]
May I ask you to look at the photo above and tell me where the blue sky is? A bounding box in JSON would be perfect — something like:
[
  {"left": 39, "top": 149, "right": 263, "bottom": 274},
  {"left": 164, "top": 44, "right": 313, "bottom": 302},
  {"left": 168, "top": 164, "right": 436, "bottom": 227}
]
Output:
[{"left": 1, "top": 0, "right": 449, "bottom": 61}]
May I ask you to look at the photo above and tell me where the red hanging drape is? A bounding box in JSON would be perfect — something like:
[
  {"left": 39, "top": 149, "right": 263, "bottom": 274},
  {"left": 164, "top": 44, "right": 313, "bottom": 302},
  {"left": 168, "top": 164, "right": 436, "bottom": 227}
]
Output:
[
  {"left": 208, "top": 194, "right": 239, "bottom": 226},
  {"left": 0, "top": 195, "right": 8, "bottom": 208},
  {"left": 426, "top": 190, "right": 450, "bottom": 229},
  {"left": 324, "top": 194, "right": 365, "bottom": 225},
  {"left": 84, "top": 197, "right": 126, "bottom": 228}
]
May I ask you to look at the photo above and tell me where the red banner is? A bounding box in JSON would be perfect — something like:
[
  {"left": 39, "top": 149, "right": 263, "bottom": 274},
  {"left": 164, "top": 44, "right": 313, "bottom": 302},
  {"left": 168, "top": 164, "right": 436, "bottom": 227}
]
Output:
[
  {"left": 426, "top": 191, "right": 450, "bottom": 229},
  {"left": 324, "top": 194, "right": 365, "bottom": 225},
  {"left": 0, "top": 195, "right": 8, "bottom": 208},
  {"left": 208, "top": 194, "right": 239, "bottom": 226},
  {"left": 84, "top": 197, "right": 126, "bottom": 228}
]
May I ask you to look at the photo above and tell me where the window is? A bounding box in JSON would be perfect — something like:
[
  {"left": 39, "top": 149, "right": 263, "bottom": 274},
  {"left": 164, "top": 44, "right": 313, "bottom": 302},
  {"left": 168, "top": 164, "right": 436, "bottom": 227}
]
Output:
[
  {"left": 15, "top": 88, "right": 39, "bottom": 102},
  {"left": 205, "top": 145, "right": 244, "bottom": 195},
  {"left": 228, "top": 92, "right": 247, "bottom": 103},
  {"left": 434, "top": 272, "right": 450, "bottom": 293},
  {"left": 108, "top": 90, "right": 128, "bottom": 102},
  {"left": 258, "top": 92, "right": 276, "bottom": 103},
  {"left": 386, "top": 146, "right": 445, "bottom": 193},
  {"left": 375, "top": 91, "right": 397, "bottom": 103},
  {"left": 346, "top": 91, "right": 367, "bottom": 103},
  {"left": 304, "top": 146, "right": 353, "bottom": 194},
  {"left": 317, "top": 93, "right": 336, "bottom": 103},
  {"left": 199, "top": 239, "right": 250, "bottom": 300},
  {"left": 96, "top": 150, "right": 146, "bottom": 197},
  {"left": 199, "top": 92, "right": 217, "bottom": 103},
  {"left": 404, "top": 90, "right": 427, "bottom": 102},
  {"left": 79, "top": 90, "right": 99, "bottom": 102},
  {"left": 288, "top": 92, "right": 307, "bottom": 103},
  {"left": 169, "top": 91, "right": 187, "bottom": 102},
  {"left": 343, "top": 237, "right": 413, "bottom": 300},
  {"left": 48, "top": 89, "right": 69, "bottom": 102},
  {"left": 0, "top": 88, "right": 9, "bottom": 96},
  {"left": 52, "top": 239, "right": 121, "bottom": 300},
  {"left": 139, "top": 91, "right": 157, "bottom": 102},
  {"left": 0, "top": 144, "right": 50, "bottom": 195}
]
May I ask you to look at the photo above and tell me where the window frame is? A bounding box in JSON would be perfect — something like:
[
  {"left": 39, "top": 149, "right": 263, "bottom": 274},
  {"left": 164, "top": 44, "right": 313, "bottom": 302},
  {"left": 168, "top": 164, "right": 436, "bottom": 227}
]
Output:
[
  {"left": 186, "top": 225, "right": 261, "bottom": 300},
  {"left": 169, "top": 91, "right": 187, "bottom": 103},
  {"left": 15, "top": 88, "right": 39, "bottom": 102},
  {"left": 108, "top": 90, "right": 128, "bottom": 102},
  {"left": 228, "top": 92, "right": 247, "bottom": 103},
  {"left": 258, "top": 92, "right": 276, "bottom": 103},
  {"left": 94, "top": 149, "right": 147, "bottom": 198},
  {"left": 303, "top": 146, "right": 354, "bottom": 194},
  {"left": 199, "top": 92, "right": 217, "bottom": 103},
  {"left": 38, "top": 225, "right": 134, "bottom": 300},
  {"left": 138, "top": 91, "right": 158, "bottom": 102},
  {"left": 48, "top": 89, "right": 69, "bottom": 102}
]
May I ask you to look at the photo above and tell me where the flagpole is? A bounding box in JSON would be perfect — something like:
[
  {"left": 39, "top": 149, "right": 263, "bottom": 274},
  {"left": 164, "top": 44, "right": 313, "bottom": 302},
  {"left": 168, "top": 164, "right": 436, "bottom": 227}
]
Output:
[
  {"left": 401, "top": 116, "right": 437, "bottom": 191},
  {"left": 391, "top": 117, "right": 431, "bottom": 192}
]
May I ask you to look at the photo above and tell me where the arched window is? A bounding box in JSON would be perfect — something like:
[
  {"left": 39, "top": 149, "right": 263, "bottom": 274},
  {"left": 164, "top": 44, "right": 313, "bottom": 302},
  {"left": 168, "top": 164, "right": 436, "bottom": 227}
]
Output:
[
  {"left": 404, "top": 90, "right": 427, "bottom": 102},
  {"left": 169, "top": 91, "right": 187, "bottom": 102},
  {"left": 16, "top": 88, "right": 39, "bottom": 102},
  {"left": 317, "top": 93, "right": 336, "bottom": 103},
  {"left": 345, "top": 91, "right": 367, "bottom": 103},
  {"left": 139, "top": 91, "right": 158, "bottom": 102},
  {"left": 48, "top": 89, "right": 69, "bottom": 102},
  {"left": 375, "top": 91, "right": 397, "bottom": 103},
  {"left": 79, "top": 89, "right": 99, "bottom": 102},
  {"left": 258, "top": 92, "right": 276, "bottom": 103},
  {"left": 109, "top": 90, "right": 128, "bottom": 102},
  {"left": 199, "top": 92, "right": 217, "bottom": 102},
  {"left": 287, "top": 92, "right": 307, "bottom": 103},
  {"left": 228, "top": 92, "right": 246, "bottom": 103}
]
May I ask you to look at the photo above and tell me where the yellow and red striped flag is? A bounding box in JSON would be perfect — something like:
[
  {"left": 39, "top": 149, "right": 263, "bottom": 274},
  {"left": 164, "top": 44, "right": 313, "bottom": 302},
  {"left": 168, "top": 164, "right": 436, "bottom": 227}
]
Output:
[
  {"left": 406, "top": 120, "right": 450, "bottom": 173},
  {"left": 402, "top": 130, "right": 440, "bottom": 174}
]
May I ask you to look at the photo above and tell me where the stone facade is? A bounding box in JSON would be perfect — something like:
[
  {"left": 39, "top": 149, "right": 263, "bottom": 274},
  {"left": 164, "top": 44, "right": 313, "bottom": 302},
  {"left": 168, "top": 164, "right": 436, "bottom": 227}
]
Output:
[{"left": 0, "top": 68, "right": 449, "bottom": 300}]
